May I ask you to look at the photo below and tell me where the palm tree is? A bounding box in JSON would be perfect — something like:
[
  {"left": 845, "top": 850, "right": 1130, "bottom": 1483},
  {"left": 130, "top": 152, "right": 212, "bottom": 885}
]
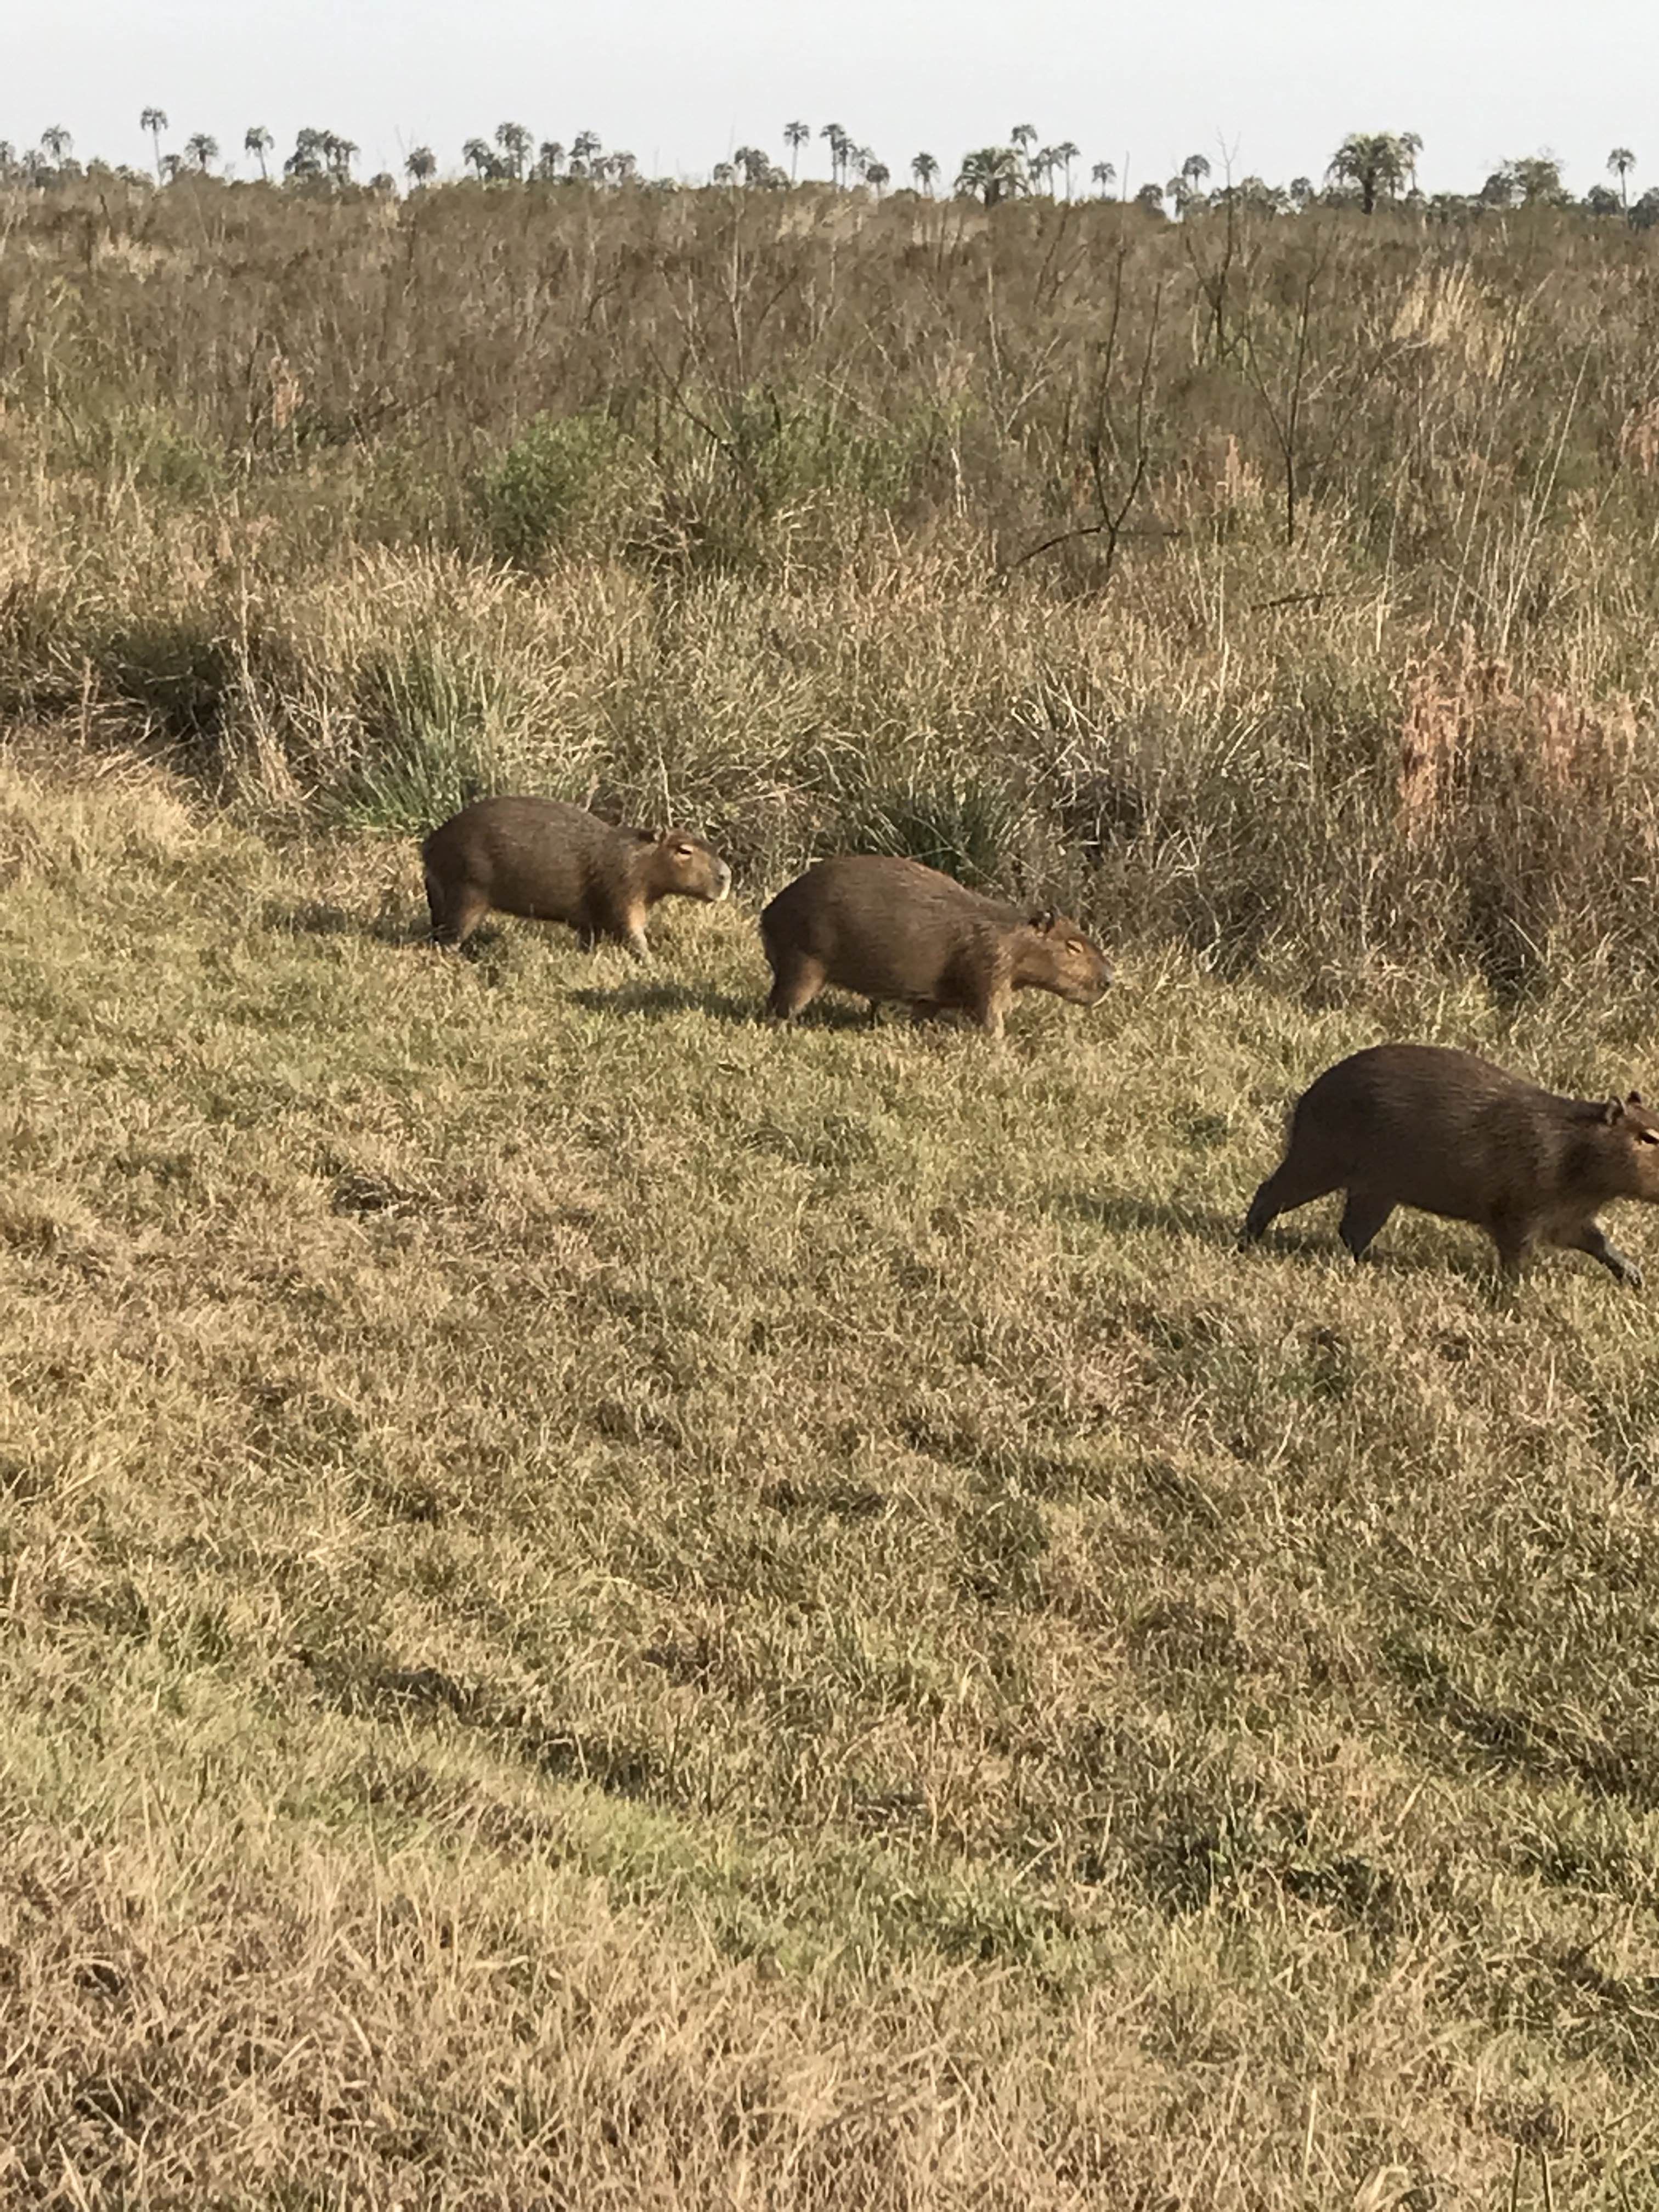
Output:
[
  {"left": 1609, "top": 147, "right": 1637, "bottom": 209},
  {"left": 285, "top": 127, "right": 326, "bottom": 180},
  {"left": 783, "top": 121, "right": 810, "bottom": 180},
  {"left": 911, "top": 151, "right": 939, "bottom": 195},
  {"left": 1325, "top": 131, "right": 1415, "bottom": 215},
  {"left": 1181, "top": 153, "right": 1211, "bottom": 194},
  {"left": 405, "top": 145, "right": 437, "bottom": 187},
  {"left": 160, "top": 153, "right": 184, "bottom": 184},
  {"left": 41, "top": 126, "right": 72, "bottom": 167},
  {"left": 1010, "top": 123, "right": 1037, "bottom": 157},
  {"left": 1506, "top": 154, "right": 1565, "bottom": 205},
  {"left": 733, "top": 145, "right": 769, "bottom": 186},
  {"left": 1051, "top": 140, "right": 1080, "bottom": 198},
  {"left": 1289, "top": 176, "right": 1315, "bottom": 210},
  {"left": 608, "top": 150, "right": 638, "bottom": 184},
  {"left": 462, "top": 137, "right": 497, "bottom": 180},
  {"left": 712, "top": 161, "right": 736, "bottom": 187},
  {"left": 184, "top": 133, "right": 218, "bottom": 174},
  {"left": 495, "top": 122, "right": 531, "bottom": 180},
  {"left": 244, "top": 125, "right": 273, "bottom": 179},
  {"left": 140, "top": 108, "right": 167, "bottom": 181},
  {"left": 865, "top": 160, "right": 890, "bottom": 197},
  {"left": 571, "top": 129, "right": 602, "bottom": 167},
  {"left": 820, "top": 123, "right": 848, "bottom": 185},
  {"left": 1133, "top": 182, "right": 1165, "bottom": 214},
  {"left": 1091, "top": 159, "right": 1116, "bottom": 196},
  {"left": 1221, "top": 175, "right": 1289, "bottom": 216},
  {"left": 535, "top": 141, "right": 565, "bottom": 179},
  {"left": 955, "top": 146, "right": 1024, "bottom": 207}
]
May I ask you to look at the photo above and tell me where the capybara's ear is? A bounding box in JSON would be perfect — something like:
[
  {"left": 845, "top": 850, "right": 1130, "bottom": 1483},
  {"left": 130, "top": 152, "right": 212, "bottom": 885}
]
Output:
[
  {"left": 633, "top": 826, "right": 661, "bottom": 845},
  {"left": 1604, "top": 1097, "right": 1627, "bottom": 1124},
  {"left": 1629, "top": 1090, "right": 1646, "bottom": 1107},
  {"left": 1028, "top": 907, "right": 1058, "bottom": 934}
]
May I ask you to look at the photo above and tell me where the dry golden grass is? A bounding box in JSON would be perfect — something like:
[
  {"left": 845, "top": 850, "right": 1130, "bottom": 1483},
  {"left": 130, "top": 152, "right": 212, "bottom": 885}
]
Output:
[
  {"left": 6, "top": 749, "right": 1659, "bottom": 2207},
  {"left": 5, "top": 178, "right": 1659, "bottom": 991}
]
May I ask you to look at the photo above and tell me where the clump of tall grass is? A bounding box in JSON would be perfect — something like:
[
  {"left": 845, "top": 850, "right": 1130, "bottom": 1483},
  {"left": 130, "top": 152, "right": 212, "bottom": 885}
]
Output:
[
  {"left": 476, "top": 392, "right": 955, "bottom": 577},
  {"left": 477, "top": 410, "right": 658, "bottom": 568}
]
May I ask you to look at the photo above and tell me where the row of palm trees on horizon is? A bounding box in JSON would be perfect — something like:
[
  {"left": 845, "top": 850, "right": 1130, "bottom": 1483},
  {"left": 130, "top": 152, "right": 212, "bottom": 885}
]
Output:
[
  {"left": 5, "top": 117, "right": 1654, "bottom": 223},
  {"left": 121, "top": 113, "right": 1116, "bottom": 197}
]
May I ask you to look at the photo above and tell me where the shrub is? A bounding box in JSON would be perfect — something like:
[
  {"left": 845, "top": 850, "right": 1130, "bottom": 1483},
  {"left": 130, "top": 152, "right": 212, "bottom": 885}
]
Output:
[{"left": 476, "top": 411, "right": 656, "bottom": 567}]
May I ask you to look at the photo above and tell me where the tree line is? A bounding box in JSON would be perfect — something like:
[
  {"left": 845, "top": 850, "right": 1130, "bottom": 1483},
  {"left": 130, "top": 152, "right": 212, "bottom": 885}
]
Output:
[{"left": 3, "top": 118, "right": 1656, "bottom": 227}]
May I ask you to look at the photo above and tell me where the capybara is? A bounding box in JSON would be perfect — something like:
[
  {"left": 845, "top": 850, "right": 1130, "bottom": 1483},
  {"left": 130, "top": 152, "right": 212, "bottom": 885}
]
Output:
[
  {"left": 1240, "top": 1043, "right": 1659, "bottom": 1283},
  {"left": 421, "top": 797, "right": 731, "bottom": 955},
  {"left": 758, "top": 854, "right": 1111, "bottom": 1037}
]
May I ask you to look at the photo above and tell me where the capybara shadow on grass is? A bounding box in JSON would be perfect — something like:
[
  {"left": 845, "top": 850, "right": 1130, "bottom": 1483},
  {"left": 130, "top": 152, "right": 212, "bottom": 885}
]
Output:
[
  {"left": 568, "top": 980, "right": 755, "bottom": 1026},
  {"left": 265, "top": 899, "right": 430, "bottom": 947},
  {"left": 759, "top": 854, "right": 1111, "bottom": 1039},
  {"left": 1061, "top": 1192, "right": 1241, "bottom": 1247},
  {"left": 1240, "top": 1043, "right": 1659, "bottom": 1285}
]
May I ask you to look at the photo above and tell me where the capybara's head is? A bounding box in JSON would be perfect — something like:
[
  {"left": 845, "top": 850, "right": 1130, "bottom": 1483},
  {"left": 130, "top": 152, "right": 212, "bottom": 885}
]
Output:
[
  {"left": 1019, "top": 910, "right": 1113, "bottom": 1006},
  {"left": 1598, "top": 1090, "right": 1659, "bottom": 1199},
  {"left": 640, "top": 830, "right": 733, "bottom": 904}
]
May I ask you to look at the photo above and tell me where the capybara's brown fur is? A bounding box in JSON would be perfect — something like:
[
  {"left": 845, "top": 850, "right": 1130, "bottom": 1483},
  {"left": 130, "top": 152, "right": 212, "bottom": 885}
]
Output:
[
  {"left": 758, "top": 854, "right": 1111, "bottom": 1037},
  {"left": 422, "top": 797, "right": 731, "bottom": 955},
  {"left": 1241, "top": 1043, "right": 1659, "bottom": 1283}
]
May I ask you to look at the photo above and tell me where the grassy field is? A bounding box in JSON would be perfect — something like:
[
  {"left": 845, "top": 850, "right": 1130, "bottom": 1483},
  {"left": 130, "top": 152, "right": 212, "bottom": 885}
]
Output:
[
  {"left": 5, "top": 172, "right": 1659, "bottom": 2205},
  {"left": 6, "top": 747, "right": 1659, "bottom": 2206}
]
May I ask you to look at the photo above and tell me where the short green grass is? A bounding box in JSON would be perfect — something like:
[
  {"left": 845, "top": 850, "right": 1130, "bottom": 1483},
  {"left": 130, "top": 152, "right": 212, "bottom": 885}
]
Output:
[{"left": 5, "top": 751, "right": 1659, "bottom": 2208}]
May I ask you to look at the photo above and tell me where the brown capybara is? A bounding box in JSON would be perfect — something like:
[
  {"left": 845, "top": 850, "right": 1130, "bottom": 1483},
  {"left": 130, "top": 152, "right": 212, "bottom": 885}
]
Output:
[
  {"left": 758, "top": 854, "right": 1111, "bottom": 1038},
  {"left": 1240, "top": 1043, "right": 1659, "bottom": 1284},
  {"left": 421, "top": 797, "right": 731, "bottom": 956}
]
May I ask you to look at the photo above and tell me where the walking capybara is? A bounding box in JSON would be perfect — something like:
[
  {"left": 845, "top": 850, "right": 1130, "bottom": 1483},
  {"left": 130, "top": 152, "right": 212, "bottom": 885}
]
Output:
[
  {"left": 421, "top": 797, "right": 731, "bottom": 955},
  {"left": 758, "top": 854, "right": 1111, "bottom": 1037},
  {"left": 1240, "top": 1043, "right": 1659, "bottom": 1283}
]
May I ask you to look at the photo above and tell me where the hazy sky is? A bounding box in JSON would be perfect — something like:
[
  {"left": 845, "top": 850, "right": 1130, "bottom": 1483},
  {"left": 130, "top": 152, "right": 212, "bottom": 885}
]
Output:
[{"left": 9, "top": 0, "right": 1657, "bottom": 198}]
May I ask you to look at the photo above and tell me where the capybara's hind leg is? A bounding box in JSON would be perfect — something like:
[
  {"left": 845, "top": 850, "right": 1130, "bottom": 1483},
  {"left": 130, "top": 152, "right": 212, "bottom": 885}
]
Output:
[
  {"left": 427, "top": 873, "right": 487, "bottom": 948},
  {"left": 1239, "top": 1150, "right": 1341, "bottom": 1247},
  {"left": 1337, "top": 1188, "right": 1395, "bottom": 1262},
  {"left": 765, "top": 955, "right": 826, "bottom": 1023}
]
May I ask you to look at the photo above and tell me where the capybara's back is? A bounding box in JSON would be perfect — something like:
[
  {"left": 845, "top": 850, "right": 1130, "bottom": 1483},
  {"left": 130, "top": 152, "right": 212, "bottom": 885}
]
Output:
[
  {"left": 423, "top": 798, "right": 605, "bottom": 938},
  {"left": 759, "top": 854, "right": 1110, "bottom": 1036},
  {"left": 422, "top": 796, "right": 730, "bottom": 954},
  {"left": 1241, "top": 1042, "right": 1659, "bottom": 1282}
]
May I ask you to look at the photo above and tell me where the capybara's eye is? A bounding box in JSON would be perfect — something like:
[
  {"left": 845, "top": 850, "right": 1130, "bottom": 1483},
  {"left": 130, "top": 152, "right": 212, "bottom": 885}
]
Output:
[{"left": 1639, "top": 1130, "right": 1659, "bottom": 1147}]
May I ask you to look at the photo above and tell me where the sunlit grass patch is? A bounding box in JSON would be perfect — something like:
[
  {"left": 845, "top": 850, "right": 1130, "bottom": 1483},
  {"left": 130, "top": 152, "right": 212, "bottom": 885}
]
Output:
[{"left": 3, "top": 754, "right": 1659, "bottom": 2202}]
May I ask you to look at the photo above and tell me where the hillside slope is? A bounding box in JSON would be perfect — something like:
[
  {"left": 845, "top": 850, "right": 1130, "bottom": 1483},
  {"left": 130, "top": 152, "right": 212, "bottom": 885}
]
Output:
[{"left": 3, "top": 753, "right": 1659, "bottom": 2207}]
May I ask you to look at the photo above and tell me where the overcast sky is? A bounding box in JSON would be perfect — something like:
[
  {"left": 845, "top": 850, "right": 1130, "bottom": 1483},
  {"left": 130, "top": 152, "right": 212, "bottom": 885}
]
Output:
[{"left": 8, "top": 0, "right": 1656, "bottom": 197}]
